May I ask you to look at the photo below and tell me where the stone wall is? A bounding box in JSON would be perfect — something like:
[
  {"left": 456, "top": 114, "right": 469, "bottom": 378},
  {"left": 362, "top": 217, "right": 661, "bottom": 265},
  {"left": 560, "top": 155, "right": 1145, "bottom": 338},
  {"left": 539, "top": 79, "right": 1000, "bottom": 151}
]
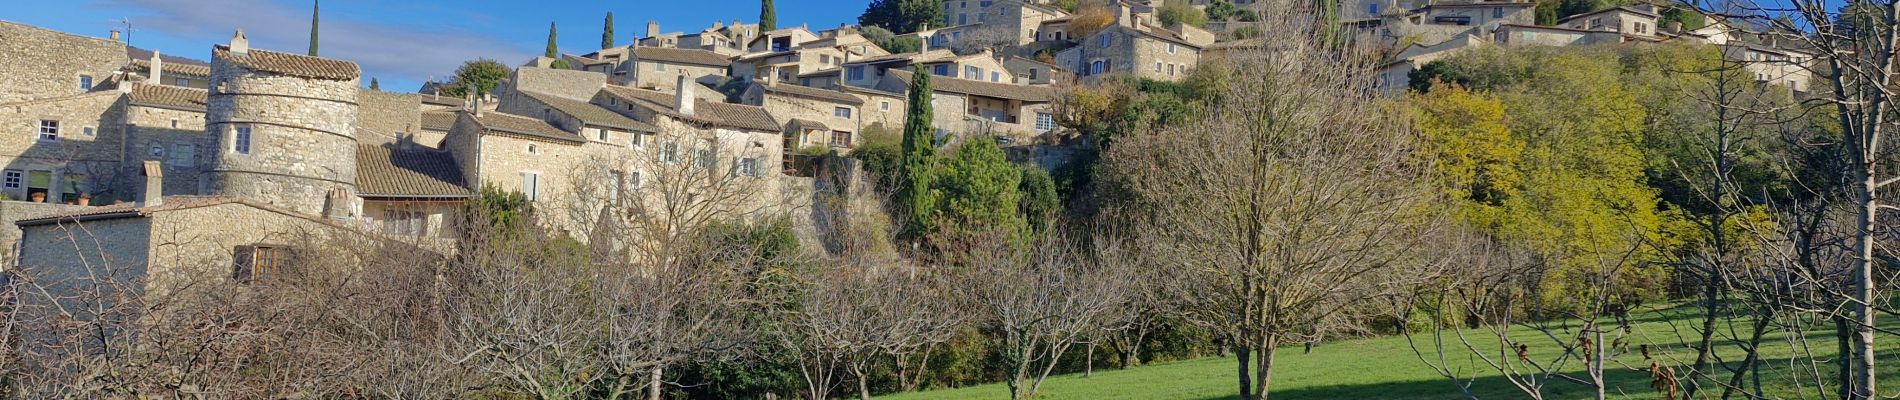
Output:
[
  {"left": 1131, "top": 36, "right": 1200, "bottom": 81},
  {"left": 852, "top": 90, "right": 907, "bottom": 131},
  {"left": 0, "top": 92, "right": 130, "bottom": 203},
  {"left": 0, "top": 21, "right": 128, "bottom": 103},
  {"left": 628, "top": 60, "right": 727, "bottom": 92},
  {"left": 355, "top": 89, "right": 422, "bottom": 145},
  {"left": 756, "top": 92, "right": 861, "bottom": 148},
  {"left": 206, "top": 58, "right": 361, "bottom": 217},
  {"left": 0, "top": 200, "right": 103, "bottom": 266},
  {"left": 121, "top": 104, "right": 211, "bottom": 198},
  {"left": 507, "top": 67, "right": 607, "bottom": 102}
]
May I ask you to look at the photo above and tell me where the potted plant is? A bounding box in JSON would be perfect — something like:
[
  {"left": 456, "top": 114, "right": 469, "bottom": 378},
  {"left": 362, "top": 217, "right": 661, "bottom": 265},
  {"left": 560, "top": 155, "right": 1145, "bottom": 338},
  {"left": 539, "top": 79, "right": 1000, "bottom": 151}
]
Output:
[
  {"left": 77, "top": 193, "right": 91, "bottom": 206},
  {"left": 30, "top": 192, "right": 45, "bottom": 203}
]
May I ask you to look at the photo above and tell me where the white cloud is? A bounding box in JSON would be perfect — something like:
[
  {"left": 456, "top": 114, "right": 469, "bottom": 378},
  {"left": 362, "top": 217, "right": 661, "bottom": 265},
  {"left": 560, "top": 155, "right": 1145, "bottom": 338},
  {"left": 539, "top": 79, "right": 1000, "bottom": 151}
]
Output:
[{"left": 103, "top": 0, "right": 529, "bottom": 83}]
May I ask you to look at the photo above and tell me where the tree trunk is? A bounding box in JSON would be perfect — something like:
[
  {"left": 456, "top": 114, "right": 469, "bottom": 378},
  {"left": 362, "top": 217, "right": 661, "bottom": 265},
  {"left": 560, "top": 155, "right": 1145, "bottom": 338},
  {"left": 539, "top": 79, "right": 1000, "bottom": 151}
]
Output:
[
  {"left": 1085, "top": 343, "right": 1096, "bottom": 377},
  {"left": 858, "top": 373, "right": 872, "bottom": 400},
  {"left": 1852, "top": 162, "right": 1878, "bottom": 400},
  {"left": 1235, "top": 344, "right": 1253, "bottom": 400},
  {"left": 1688, "top": 267, "right": 1720, "bottom": 398},
  {"left": 649, "top": 367, "right": 664, "bottom": 400},
  {"left": 1255, "top": 336, "right": 1278, "bottom": 400}
]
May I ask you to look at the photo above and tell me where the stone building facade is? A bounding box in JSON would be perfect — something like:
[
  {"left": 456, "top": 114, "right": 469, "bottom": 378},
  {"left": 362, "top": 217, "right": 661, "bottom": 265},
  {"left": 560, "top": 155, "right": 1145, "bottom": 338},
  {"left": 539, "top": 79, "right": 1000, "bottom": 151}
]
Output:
[
  {"left": 0, "top": 21, "right": 127, "bottom": 103},
  {"left": 742, "top": 82, "right": 865, "bottom": 150},
  {"left": 204, "top": 34, "right": 363, "bottom": 218},
  {"left": 0, "top": 91, "right": 127, "bottom": 204},
  {"left": 1057, "top": 23, "right": 1205, "bottom": 82}
]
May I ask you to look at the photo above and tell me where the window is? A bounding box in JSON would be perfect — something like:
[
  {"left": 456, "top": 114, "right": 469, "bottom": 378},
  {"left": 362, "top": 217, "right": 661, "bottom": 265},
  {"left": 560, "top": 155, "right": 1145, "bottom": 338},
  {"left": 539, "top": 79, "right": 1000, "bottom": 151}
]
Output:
[
  {"left": 662, "top": 141, "right": 681, "bottom": 163},
  {"left": 835, "top": 107, "right": 853, "bottom": 118},
  {"left": 234, "top": 245, "right": 294, "bottom": 283},
  {"left": 149, "top": 145, "right": 164, "bottom": 157},
  {"left": 1029, "top": 68, "right": 1040, "bottom": 80},
  {"left": 934, "top": 64, "right": 951, "bottom": 76},
  {"left": 596, "top": 128, "right": 610, "bottom": 141},
  {"left": 2, "top": 170, "right": 19, "bottom": 190},
  {"left": 170, "top": 144, "right": 195, "bottom": 167},
  {"left": 526, "top": 144, "right": 538, "bottom": 154},
  {"left": 1589, "top": 18, "right": 1603, "bottom": 29},
  {"left": 1168, "top": 43, "right": 1177, "bottom": 54},
  {"left": 1036, "top": 113, "right": 1056, "bottom": 132},
  {"left": 170, "top": 119, "right": 179, "bottom": 129},
  {"left": 881, "top": 101, "right": 891, "bottom": 111},
  {"left": 1089, "top": 60, "right": 1107, "bottom": 75},
  {"left": 991, "top": 71, "right": 1001, "bottom": 82},
  {"left": 1369, "top": 3, "right": 1379, "bottom": 14},
  {"left": 38, "top": 120, "right": 58, "bottom": 141},
  {"left": 383, "top": 209, "right": 427, "bottom": 236},
  {"left": 83, "top": 126, "right": 94, "bottom": 137},
  {"left": 521, "top": 172, "right": 541, "bottom": 201},
  {"left": 1169, "top": 63, "right": 1177, "bottom": 76},
  {"left": 831, "top": 130, "right": 852, "bottom": 147},
  {"left": 965, "top": 65, "right": 981, "bottom": 80},
  {"left": 654, "top": 61, "right": 666, "bottom": 71},
  {"left": 981, "top": 0, "right": 992, "bottom": 6},
  {"left": 631, "top": 132, "right": 646, "bottom": 147},
  {"left": 1155, "top": 62, "right": 1162, "bottom": 73},
  {"left": 820, "top": 54, "right": 832, "bottom": 64},
  {"left": 628, "top": 171, "right": 642, "bottom": 189},
  {"left": 959, "top": 14, "right": 968, "bottom": 25},
  {"left": 1099, "top": 35, "right": 1112, "bottom": 48},
  {"left": 696, "top": 141, "right": 717, "bottom": 169},
  {"left": 1493, "top": 7, "right": 1503, "bottom": 18},
  {"left": 78, "top": 75, "right": 92, "bottom": 90},
  {"left": 1635, "top": 22, "right": 1647, "bottom": 34},
  {"left": 737, "top": 157, "right": 761, "bottom": 177},
  {"left": 848, "top": 66, "right": 866, "bottom": 80},
  {"left": 174, "top": 78, "right": 188, "bottom": 86},
  {"left": 234, "top": 125, "right": 252, "bottom": 154}
]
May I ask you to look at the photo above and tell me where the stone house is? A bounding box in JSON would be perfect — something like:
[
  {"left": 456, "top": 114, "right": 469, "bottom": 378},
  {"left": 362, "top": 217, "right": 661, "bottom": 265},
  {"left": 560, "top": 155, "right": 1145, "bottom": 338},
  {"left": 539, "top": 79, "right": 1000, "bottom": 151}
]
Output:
[
  {"left": 0, "top": 21, "right": 127, "bottom": 103},
  {"left": 1056, "top": 23, "right": 1206, "bottom": 82},
  {"left": 355, "top": 143, "right": 469, "bottom": 240},
  {"left": 417, "top": 111, "right": 457, "bottom": 148},
  {"left": 732, "top": 47, "right": 845, "bottom": 84},
  {"left": 639, "top": 20, "right": 760, "bottom": 55},
  {"left": 798, "top": 69, "right": 843, "bottom": 89},
  {"left": 1557, "top": 4, "right": 1662, "bottom": 40},
  {"left": 569, "top": 46, "right": 733, "bottom": 93},
  {"left": 741, "top": 82, "right": 865, "bottom": 150},
  {"left": 847, "top": 86, "right": 909, "bottom": 131},
  {"left": 505, "top": 91, "right": 660, "bottom": 147},
  {"left": 440, "top": 110, "right": 594, "bottom": 216},
  {"left": 121, "top": 83, "right": 213, "bottom": 199},
  {"left": 0, "top": 90, "right": 126, "bottom": 204},
  {"left": 1003, "top": 56, "right": 1066, "bottom": 86},
  {"left": 594, "top": 80, "right": 784, "bottom": 177},
  {"left": 749, "top": 27, "right": 821, "bottom": 53},
  {"left": 876, "top": 69, "right": 1058, "bottom": 140},
  {"left": 1723, "top": 43, "right": 1816, "bottom": 93}
]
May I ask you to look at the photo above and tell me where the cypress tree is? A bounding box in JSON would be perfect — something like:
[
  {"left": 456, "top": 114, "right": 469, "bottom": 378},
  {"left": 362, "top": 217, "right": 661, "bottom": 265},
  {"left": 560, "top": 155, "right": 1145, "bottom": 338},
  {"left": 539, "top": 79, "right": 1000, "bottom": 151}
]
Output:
[
  {"left": 897, "top": 65, "right": 937, "bottom": 239},
  {"left": 308, "top": 0, "right": 319, "bottom": 56},
  {"left": 760, "top": 0, "right": 778, "bottom": 31},
  {"left": 545, "top": 22, "right": 560, "bottom": 58},
  {"left": 369, "top": 78, "right": 379, "bottom": 91},
  {"left": 602, "top": 12, "right": 616, "bottom": 49}
]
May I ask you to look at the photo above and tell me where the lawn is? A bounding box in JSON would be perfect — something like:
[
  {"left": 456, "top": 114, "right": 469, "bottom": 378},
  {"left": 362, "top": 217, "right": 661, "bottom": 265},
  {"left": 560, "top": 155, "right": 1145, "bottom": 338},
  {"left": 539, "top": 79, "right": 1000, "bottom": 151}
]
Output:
[{"left": 879, "top": 306, "right": 1900, "bottom": 400}]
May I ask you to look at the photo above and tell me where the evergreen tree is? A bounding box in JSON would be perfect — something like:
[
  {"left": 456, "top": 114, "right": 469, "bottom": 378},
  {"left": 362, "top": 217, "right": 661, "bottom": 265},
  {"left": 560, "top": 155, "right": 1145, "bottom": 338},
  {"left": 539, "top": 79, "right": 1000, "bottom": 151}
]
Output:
[
  {"left": 860, "top": 0, "right": 946, "bottom": 34},
  {"left": 369, "top": 78, "right": 379, "bottom": 91},
  {"left": 545, "top": 22, "right": 560, "bottom": 58},
  {"left": 602, "top": 12, "right": 616, "bottom": 49},
  {"left": 897, "top": 66, "right": 937, "bottom": 239},
  {"left": 760, "top": 0, "right": 778, "bottom": 31},
  {"left": 308, "top": 0, "right": 320, "bottom": 56}
]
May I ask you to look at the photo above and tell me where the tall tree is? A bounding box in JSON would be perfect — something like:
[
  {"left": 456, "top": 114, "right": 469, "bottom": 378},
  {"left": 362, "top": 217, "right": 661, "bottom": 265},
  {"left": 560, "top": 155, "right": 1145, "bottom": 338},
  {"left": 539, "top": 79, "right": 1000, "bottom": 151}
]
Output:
[
  {"left": 440, "top": 59, "right": 510, "bottom": 98},
  {"left": 308, "top": 0, "right": 319, "bottom": 56},
  {"left": 897, "top": 66, "right": 937, "bottom": 240},
  {"left": 545, "top": 21, "right": 560, "bottom": 58},
  {"left": 602, "top": 12, "right": 616, "bottom": 49},
  {"left": 859, "top": 0, "right": 946, "bottom": 34},
  {"left": 369, "top": 78, "right": 379, "bottom": 91},
  {"left": 760, "top": 0, "right": 778, "bottom": 31}
]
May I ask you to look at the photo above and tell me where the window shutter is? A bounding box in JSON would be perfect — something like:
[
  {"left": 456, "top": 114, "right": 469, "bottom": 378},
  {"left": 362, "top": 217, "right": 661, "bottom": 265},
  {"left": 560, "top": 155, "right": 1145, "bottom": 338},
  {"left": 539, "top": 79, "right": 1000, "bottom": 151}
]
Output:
[{"left": 232, "top": 245, "right": 256, "bottom": 282}]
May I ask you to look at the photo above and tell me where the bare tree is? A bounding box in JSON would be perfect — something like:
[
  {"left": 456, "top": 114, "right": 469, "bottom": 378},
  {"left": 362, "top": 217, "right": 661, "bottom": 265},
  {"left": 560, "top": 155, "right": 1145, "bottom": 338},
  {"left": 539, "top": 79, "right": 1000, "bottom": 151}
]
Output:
[
  {"left": 959, "top": 231, "right": 1126, "bottom": 400},
  {"left": 1099, "top": 4, "right": 1440, "bottom": 398}
]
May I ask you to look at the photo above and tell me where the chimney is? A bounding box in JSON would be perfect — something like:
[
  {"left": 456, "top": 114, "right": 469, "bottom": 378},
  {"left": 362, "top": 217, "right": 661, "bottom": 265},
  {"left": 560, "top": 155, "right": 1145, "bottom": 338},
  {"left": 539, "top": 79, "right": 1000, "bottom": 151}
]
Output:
[
  {"left": 676, "top": 73, "right": 696, "bottom": 116},
  {"left": 149, "top": 50, "right": 164, "bottom": 85},
  {"left": 139, "top": 161, "right": 163, "bottom": 207},
  {"left": 647, "top": 20, "right": 660, "bottom": 38},
  {"left": 323, "top": 188, "right": 351, "bottom": 220},
  {"left": 109, "top": 30, "right": 121, "bottom": 41},
  {"left": 229, "top": 29, "right": 249, "bottom": 55}
]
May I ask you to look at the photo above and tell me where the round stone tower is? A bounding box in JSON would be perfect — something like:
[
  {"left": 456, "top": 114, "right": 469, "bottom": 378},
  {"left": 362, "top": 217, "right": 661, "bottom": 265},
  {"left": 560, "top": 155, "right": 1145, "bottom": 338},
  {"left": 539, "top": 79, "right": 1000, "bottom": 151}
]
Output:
[{"left": 204, "top": 30, "right": 361, "bottom": 217}]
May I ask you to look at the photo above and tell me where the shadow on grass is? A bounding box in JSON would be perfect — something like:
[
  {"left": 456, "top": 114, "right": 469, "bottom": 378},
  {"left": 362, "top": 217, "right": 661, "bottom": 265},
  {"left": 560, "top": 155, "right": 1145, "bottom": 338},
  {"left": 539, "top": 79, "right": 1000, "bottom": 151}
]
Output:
[{"left": 1181, "top": 356, "right": 1840, "bottom": 400}]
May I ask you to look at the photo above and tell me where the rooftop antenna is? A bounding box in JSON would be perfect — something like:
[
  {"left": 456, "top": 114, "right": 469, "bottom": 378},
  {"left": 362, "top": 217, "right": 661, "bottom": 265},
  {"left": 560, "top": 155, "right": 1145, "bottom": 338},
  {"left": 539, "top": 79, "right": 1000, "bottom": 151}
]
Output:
[{"left": 118, "top": 17, "right": 135, "bottom": 46}]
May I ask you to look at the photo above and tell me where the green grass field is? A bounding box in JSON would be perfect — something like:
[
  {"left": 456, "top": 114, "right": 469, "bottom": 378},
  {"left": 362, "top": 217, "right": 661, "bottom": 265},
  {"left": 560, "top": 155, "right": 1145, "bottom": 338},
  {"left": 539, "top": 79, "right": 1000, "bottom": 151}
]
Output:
[{"left": 880, "top": 306, "right": 1900, "bottom": 400}]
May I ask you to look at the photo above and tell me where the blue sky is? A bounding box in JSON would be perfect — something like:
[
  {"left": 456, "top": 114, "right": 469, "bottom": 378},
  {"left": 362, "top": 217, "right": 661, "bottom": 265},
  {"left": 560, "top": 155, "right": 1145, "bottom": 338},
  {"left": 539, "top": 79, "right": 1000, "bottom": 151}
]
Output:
[{"left": 5, "top": 0, "right": 867, "bottom": 92}]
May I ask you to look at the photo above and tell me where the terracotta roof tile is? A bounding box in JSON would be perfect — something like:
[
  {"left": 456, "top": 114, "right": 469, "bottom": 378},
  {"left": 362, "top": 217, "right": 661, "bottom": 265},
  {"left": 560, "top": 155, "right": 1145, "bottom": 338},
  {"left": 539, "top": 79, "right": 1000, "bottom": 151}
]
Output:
[
  {"left": 521, "top": 91, "right": 658, "bottom": 132},
  {"left": 633, "top": 46, "right": 735, "bottom": 67},
  {"left": 129, "top": 59, "right": 213, "bottom": 77},
  {"left": 16, "top": 196, "right": 239, "bottom": 226},
  {"left": 602, "top": 85, "right": 780, "bottom": 132},
  {"left": 355, "top": 144, "right": 472, "bottom": 197},
  {"left": 213, "top": 45, "right": 361, "bottom": 80},
  {"left": 763, "top": 83, "right": 863, "bottom": 105},
  {"left": 127, "top": 83, "right": 209, "bottom": 111},
  {"left": 420, "top": 111, "right": 458, "bottom": 131},
  {"left": 888, "top": 70, "right": 1056, "bottom": 102},
  {"left": 469, "top": 112, "right": 584, "bottom": 142}
]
